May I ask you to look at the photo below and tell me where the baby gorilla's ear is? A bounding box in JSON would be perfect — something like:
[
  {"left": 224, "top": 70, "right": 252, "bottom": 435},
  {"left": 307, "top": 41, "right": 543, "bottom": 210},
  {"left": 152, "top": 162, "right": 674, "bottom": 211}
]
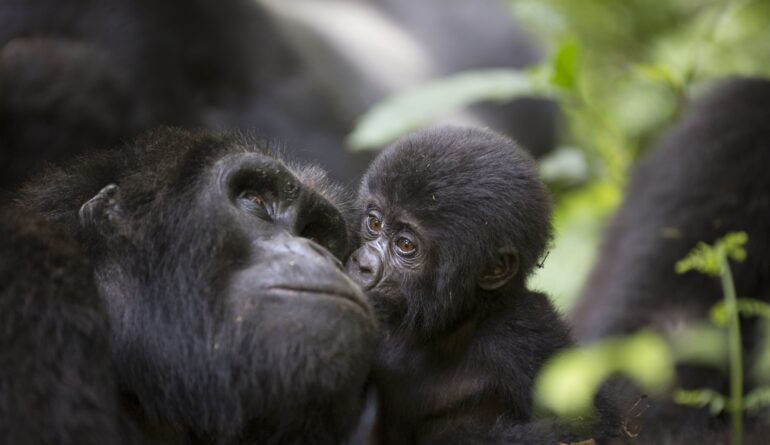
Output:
[{"left": 478, "top": 247, "right": 519, "bottom": 291}]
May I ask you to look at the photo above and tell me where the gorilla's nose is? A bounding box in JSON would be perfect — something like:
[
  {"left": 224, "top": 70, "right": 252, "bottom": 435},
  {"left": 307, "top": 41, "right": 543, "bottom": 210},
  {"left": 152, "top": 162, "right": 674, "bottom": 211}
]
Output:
[
  {"left": 346, "top": 246, "right": 382, "bottom": 290},
  {"left": 303, "top": 238, "right": 344, "bottom": 270}
]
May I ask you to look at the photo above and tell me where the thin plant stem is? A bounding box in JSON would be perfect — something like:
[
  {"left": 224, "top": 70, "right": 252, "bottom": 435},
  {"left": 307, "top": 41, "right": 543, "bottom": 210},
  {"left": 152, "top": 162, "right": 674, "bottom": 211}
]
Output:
[{"left": 720, "top": 255, "right": 743, "bottom": 445}]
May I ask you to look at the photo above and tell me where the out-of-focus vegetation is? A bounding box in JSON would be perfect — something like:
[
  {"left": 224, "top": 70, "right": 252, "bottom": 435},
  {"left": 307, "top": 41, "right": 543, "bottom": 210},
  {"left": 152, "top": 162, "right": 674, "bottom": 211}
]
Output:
[
  {"left": 349, "top": 0, "right": 770, "bottom": 310},
  {"left": 535, "top": 233, "right": 770, "bottom": 445},
  {"left": 672, "top": 232, "right": 770, "bottom": 445},
  {"left": 534, "top": 330, "right": 673, "bottom": 418},
  {"left": 674, "top": 231, "right": 749, "bottom": 445}
]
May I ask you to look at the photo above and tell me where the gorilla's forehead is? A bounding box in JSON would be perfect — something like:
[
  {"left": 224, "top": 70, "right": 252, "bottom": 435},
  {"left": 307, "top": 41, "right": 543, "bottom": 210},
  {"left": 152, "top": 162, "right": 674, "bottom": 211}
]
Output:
[
  {"left": 365, "top": 185, "right": 482, "bottom": 240},
  {"left": 364, "top": 170, "right": 497, "bottom": 222},
  {"left": 19, "top": 128, "right": 349, "bottom": 232},
  {"left": 210, "top": 152, "right": 296, "bottom": 184},
  {"left": 131, "top": 134, "right": 274, "bottom": 187}
]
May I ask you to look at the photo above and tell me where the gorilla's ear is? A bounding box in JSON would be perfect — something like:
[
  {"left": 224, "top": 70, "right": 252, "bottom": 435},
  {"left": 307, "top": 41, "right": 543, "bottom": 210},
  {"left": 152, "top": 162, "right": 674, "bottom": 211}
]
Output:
[
  {"left": 79, "top": 184, "right": 122, "bottom": 233},
  {"left": 478, "top": 247, "right": 519, "bottom": 291}
]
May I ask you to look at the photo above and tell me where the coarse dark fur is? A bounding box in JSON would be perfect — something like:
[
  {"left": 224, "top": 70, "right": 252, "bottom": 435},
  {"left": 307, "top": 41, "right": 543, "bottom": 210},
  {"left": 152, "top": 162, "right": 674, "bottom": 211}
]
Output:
[
  {"left": 346, "top": 126, "right": 620, "bottom": 444},
  {"left": 572, "top": 77, "right": 770, "bottom": 443},
  {"left": 0, "top": 208, "right": 128, "bottom": 444},
  {"left": 6, "top": 127, "right": 377, "bottom": 444}
]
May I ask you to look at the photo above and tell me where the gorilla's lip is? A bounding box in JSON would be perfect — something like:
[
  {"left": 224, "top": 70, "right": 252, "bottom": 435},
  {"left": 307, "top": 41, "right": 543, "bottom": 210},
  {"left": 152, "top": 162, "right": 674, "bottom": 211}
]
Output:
[{"left": 266, "top": 285, "right": 369, "bottom": 312}]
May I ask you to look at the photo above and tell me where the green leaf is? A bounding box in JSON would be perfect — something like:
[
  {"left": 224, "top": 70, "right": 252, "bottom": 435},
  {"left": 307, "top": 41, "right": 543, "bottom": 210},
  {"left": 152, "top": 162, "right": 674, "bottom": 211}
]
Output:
[
  {"left": 674, "top": 389, "right": 727, "bottom": 415},
  {"left": 549, "top": 41, "right": 580, "bottom": 91},
  {"left": 711, "top": 298, "right": 770, "bottom": 326},
  {"left": 675, "top": 231, "right": 748, "bottom": 277},
  {"left": 347, "top": 69, "right": 551, "bottom": 150},
  {"left": 723, "top": 231, "right": 749, "bottom": 262},
  {"left": 744, "top": 386, "right": 770, "bottom": 413},
  {"left": 675, "top": 241, "right": 721, "bottom": 276}
]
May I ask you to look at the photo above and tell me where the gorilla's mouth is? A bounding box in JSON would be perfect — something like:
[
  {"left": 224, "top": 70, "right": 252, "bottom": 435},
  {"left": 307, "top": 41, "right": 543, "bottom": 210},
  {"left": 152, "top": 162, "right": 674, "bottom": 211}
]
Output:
[{"left": 266, "top": 285, "right": 368, "bottom": 312}]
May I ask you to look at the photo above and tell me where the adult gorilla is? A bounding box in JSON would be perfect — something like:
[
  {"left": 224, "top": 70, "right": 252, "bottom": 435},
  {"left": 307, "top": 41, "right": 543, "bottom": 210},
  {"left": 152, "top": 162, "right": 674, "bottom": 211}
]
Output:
[
  {"left": 573, "top": 78, "right": 770, "bottom": 340},
  {"left": 2, "top": 128, "right": 377, "bottom": 444}
]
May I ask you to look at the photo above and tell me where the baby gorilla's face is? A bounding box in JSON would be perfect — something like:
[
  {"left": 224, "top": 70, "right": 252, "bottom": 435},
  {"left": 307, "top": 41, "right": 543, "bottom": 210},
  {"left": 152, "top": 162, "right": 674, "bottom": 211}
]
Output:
[
  {"left": 345, "top": 200, "right": 427, "bottom": 321},
  {"left": 346, "top": 191, "right": 520, "bottom": 332}
]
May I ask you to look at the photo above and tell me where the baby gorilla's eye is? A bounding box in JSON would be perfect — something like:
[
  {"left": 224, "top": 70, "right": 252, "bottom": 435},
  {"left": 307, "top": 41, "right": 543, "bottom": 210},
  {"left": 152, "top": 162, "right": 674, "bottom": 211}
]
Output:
[
  {"left": 395, "top": 237, "right": 416, "bottom": 256},
  {"left": 366, "top": 214, "right": 383, "bottom": 235}
]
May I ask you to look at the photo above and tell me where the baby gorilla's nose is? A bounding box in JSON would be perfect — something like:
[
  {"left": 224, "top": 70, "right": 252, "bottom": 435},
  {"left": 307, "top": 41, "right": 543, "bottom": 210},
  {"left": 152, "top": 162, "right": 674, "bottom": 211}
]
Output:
[{"left": 346, "top": 245, "right": 382, "bottom": 290}]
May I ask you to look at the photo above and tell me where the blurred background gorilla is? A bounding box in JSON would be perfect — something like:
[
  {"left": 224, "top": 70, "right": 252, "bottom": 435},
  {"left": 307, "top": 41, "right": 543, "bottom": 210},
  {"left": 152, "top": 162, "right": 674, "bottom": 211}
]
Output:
[
  {"left": 0, "top": 0, "right": 557, "bottom": 200},
  {"left": 571, "top": 78, "right": 770, "bottom": 444}
]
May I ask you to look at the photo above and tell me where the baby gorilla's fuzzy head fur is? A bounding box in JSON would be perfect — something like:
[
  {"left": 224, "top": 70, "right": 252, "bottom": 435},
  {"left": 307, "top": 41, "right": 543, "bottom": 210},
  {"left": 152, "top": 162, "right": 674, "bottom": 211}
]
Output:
[{"left": 356, "top": 126, "right": 552, "bottom": 334}]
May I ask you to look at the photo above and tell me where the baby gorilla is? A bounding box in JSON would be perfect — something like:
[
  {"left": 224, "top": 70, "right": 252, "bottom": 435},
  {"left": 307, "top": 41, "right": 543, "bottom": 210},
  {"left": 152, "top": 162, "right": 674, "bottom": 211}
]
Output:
[{"left": 346, "top": 126, "right": 615, "bottom": 444}]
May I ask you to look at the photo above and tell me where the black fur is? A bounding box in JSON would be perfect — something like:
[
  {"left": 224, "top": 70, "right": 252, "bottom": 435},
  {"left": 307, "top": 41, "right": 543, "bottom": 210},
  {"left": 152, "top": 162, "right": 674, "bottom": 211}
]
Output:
[
  {"left": 346, "top": 126, "right": 619, "bottom": 444},
  {"left": 0, "top": 207, "right": 127, "bottom": 444},
  {"left": 572, "top": 77, "right": 770, "bottom": 443},
  {"left": 6, "top": 127, "right": 377, "bottom": 444}
]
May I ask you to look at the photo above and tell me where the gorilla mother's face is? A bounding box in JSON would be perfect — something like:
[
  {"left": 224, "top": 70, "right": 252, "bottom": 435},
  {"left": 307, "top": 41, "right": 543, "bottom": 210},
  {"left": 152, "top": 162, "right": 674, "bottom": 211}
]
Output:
[{"left": 73, "top": 131, "right": 376, "bottom": 442}]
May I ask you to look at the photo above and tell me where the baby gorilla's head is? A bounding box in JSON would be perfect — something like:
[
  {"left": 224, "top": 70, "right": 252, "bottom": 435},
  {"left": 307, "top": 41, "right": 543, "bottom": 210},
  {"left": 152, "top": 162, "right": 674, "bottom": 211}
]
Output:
[{"left": 346, "top": 126, "right": 552, "bottom": 334}]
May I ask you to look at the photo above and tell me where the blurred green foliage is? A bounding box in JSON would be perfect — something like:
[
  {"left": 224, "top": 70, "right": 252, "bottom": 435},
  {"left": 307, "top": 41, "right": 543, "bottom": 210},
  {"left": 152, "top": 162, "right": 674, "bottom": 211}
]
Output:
[
  {"left": 536, "top": 233, "right": 770, "bottom": 442},
  {"left": 534, "top": 330, "right": 673, "bottom": 418},
  {"left": 516, "top": 0, "right": 770, "bottom": 309},
  {"left": 512, "top": 0, "right": 770, "bottom": 174}
]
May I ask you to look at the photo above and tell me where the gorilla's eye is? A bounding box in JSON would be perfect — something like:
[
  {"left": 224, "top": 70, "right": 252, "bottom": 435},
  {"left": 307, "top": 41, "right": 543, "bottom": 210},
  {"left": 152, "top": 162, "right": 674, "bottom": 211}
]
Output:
[
  {"left": 366, "top": 214, "right": 383, "bottom": 235},
  {"left": 237, "top": 190, "right": 270, "bottom": 219},
  {"left": 240, "top": 190, "right": 264, "bottom": 206},
  {"left": 395, "top": 237, "right": 416, "bottom": 256}
]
